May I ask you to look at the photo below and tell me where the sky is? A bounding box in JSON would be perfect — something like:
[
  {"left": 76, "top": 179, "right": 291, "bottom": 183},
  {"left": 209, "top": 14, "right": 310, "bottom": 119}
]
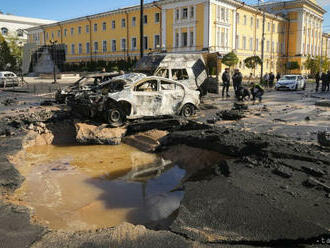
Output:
[{"left": 0, "top": 0, "right": 329, "bottom": 32}]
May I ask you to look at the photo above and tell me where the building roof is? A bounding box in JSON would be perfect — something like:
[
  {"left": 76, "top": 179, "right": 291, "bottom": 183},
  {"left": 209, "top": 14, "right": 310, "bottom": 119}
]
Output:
[{"left": 0, "top": 13, "right": 56, "bottom": 26}]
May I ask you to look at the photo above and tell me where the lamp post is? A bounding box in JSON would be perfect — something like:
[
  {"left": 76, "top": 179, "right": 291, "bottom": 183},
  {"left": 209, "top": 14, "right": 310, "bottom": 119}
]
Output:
[{"left": 49, "top": 40, "right": 58, "bottom": 84}]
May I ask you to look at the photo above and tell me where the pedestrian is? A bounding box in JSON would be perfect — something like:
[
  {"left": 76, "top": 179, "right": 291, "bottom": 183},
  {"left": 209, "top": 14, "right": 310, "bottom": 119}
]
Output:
[
  {"left": 221, "top": 68, "right": 230, "bottom": 97},
  {"left": 232, "top": 68, "right": 242, "bottom": 96},
  {"left": 327, "top": 70, "right": 330, "bottom": 92},
  {"left": 315, "top": 71, "right": 320, "bottom": 92},
  {"left": 321, "top": 72, "right": 327, "bottom": 92},
  {"left": 263, "top": 73, "right": 269, "bottom": 87},
  {"left": 276, "top": 72, "right": 281, "bottom": 82},
  {"left": 269, "top": 72, "right": 275, "bottom": 88},
  {"left": 250, "top": 81, "right": 264, "bottom": 104},
  {"left": 248, "top": 73, "right": 253, "bottom": 84}
]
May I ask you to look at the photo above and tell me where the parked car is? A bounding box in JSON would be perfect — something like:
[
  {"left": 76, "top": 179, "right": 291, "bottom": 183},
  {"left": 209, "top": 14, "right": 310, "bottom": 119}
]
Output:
[
  {"left": 72, "top": 75, "right": 200, "bottom": 127},
  {"left": 0, "top": 71, "right": 19, "bottom": 87},
  {"left": 55, "top": 72, "right": 120, "bottom": 103},
  {"left": 275, "top": 75, "right": 306, "bottom": 91}
]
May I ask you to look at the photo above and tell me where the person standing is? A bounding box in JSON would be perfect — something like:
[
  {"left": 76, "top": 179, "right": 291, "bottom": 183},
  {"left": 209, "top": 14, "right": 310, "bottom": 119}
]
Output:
[
  {"left": 232, "top": 69, "right": 242, "bottom": 95},
  {"left": 321, "top": 72, "right": 327, "bottom": 92},
  {"left": 221, "top": 68, "right": 231, "bottom": 97},
  {"left": 327, "top": 70, "right": 330, "bottom": 92},
  {"left": 269, "top": 72, "right": 275, "bottom": 88},
  {"left": 276, "top": 72, "right": 281, "bottom": 82},
  {"left": 315, "top": 71, "right": 320, "bottom": 92},
  {"left": 263, "top": 73, "right": 270, "bottom": 87}
]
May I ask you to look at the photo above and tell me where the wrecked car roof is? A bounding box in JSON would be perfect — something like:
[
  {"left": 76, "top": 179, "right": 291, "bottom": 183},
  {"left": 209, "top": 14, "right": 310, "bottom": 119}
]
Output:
[{"left": 110, "top": 73, "right": 147, "bottom": 84}]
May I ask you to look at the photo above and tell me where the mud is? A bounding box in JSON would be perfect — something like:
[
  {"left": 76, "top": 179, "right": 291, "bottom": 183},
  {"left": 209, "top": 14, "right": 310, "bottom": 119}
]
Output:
[{"left": 1, "top": 83, "right": 330, "bottom": 247}]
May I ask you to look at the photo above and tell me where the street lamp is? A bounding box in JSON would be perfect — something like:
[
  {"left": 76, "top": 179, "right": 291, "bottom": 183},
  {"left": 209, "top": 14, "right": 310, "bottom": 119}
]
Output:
[{"left": 49, "top": 39, "right": 58, "bottom": 84}]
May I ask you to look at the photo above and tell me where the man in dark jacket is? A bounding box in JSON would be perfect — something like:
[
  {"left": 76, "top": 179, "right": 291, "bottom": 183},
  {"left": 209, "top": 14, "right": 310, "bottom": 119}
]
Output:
[
  {"left": 232, "top": 69, "right": 242, "bottom": 95},
  {"left": 269, "top": 72, "right": 275, "bottom": 88},
  {"left": 250, "top": 82, "right": 264, "bottom": 104},
  {"left": 321, "top": 72, "right": 327, "bottom": 92},
  {"left": 315, "top": 71, "right": 320, "bottom": 92},
  {"left": 221, "top": 68, "right": 230, "bottom": 97},
  {"left": 276, "top": 72, "right": 281, "bottom": 82}
]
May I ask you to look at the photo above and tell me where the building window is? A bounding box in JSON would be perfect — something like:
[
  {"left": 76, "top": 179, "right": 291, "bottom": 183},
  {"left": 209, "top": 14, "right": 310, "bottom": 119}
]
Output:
[
  {"left": 155, "top": 13, "right": 160, "bottom": 23},
  {"left": 70, "top": 27, "right": 74, "bottom": 35},
  {"left": 94, "top": 23, "right": 98, "bottom": 32},
  {"left": 190, "top": 31, "right": 194, "bottom": 47},
  {"left": 86, "top": 25, "right": 89, "bottom": 33},
  {"left": 131, "top": 37, "right": 137, "bottom": 50},
  {"left": 112, "top": 40, "right": 116, "bottom": 51},
  {"left": 102, "top": 22, "right": 106, "bottom": 31},
  {"left": 46, "top": 32, "right": 49, "bottom": 41},
  {"left": 272, "top": 23, "right": 275, "bottom": 32},
  {"left": 64, "top": 29, "right": 67, "bottom": 37},
  {"left": 102, "top": 40, "right": 107, "bottom": 52},
  {"left": 144, "top": 15, "right": 148, "bottom": 24},
  {"left": 143, "top": 36, "right": 148, "bottom": 50},
  {"left": 182, "top": 8, "right": 188, "bottom": 19},
  {"left": 242, "top": 36, "right": 246, "bottom": 50},
  {"left": 57, "top": 30, "right": 61, "bottom": 37},
  {"left": 249, "top": 37, "right": 253, "bottom": 51},
  {"left": 236, "top": 13, "right": 240, "bottom": 24},
  {"left": 250, "top": 17, "right": 253, "bottom": 27},
  {"left": 132, "top": 17, "right": 136, "bottom": 27},
  {"left": 236, "top": 35, "right": 240, "bottom": 49},
  {"left": 175, "top": 33, "right": 179, "bottom": 48},
  {"left": 272, "top": 41, "right": 274, "bottom": 52},
  {"left": 221, "top": 8, "right": 225, "bottom": 22},
  {"left": 112, "top": 20, "right": 116, "bottom": 29},
  {"left": 154, "top": 34, "right": 160, "bottom": 48},
  {"left": 256, "top": 19, "right": 259, "bottom": 29},
  {"left": 94, "top": 41, "right": 98, "bottom": 53},
  {"left": 64, "top": 44, "right": 68, "bottom": 54},
  {"left": 121, "top": 38, "right": 126, "bottom": 50},
  {"left": 121, "top": 18, "right": 126, "bottom": 28},
  {"left": 78, "top": 26, "right": 82, "bottom": 34},
  {"left": 176, "top": 9, "right": 180, "bottom": 21},
  {"left": 243, "top": 15, "right": 247, "bottom": 25},
  {"left": 190, "top": 6, "right": 194, "bottom": 18},
  {"left": 51, "top": 32, "right": 54, "bottom": 39},
  {"left": 78, "top": 43, "right": 82, "bottom": 54},
  {"left": 1, "top": 27, "right": 8, "bottom": 36},
  {"left": 256, "top": 38, "right": 259, "bottom": 51},
  {"left": 71, "top": 44, "right": 75, "bottom": 55},
  {"left": 267, "top": 40, "right": 270, "bottom": 52},
  {"left": 86, "top": 42, "right": 90, "bottom": 54},
  {"left": 267, "top": 22, "right": 270, "bottom": 31}
]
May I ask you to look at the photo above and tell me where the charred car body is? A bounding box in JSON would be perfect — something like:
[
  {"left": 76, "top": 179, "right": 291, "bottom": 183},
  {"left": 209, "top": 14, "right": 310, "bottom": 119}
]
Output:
[
  {"left": 71, "top": 73, "right": 200, "bottom": 127},
  {"left": 55, "top": 72, "right": 120, "bottom": 103}
]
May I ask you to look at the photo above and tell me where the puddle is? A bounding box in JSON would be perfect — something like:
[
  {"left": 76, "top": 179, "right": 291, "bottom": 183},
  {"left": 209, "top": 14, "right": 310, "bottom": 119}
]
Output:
[{"left": 11, "top": 144, "right": 185, "bottom": 231}]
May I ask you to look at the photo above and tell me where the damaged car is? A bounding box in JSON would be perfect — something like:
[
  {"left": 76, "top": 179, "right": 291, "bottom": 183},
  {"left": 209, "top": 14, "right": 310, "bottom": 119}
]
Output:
[
  {"left": 55, "top": 72, "right": 120, "bottom": 103},
  {"left": 74, "top": 75, "right": 200, "bottom": 127}
]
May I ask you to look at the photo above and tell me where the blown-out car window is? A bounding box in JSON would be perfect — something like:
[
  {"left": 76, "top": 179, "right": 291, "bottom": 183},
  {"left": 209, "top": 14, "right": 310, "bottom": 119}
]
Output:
[
  {"left": 156, "top": 69, "right": 169, "bottom": 78},
  {"left": 160, "top": 80, "right": 184, "bottom": 91},
  {"left": 171, "top": 69, "right": 189, "bottom": 81},
  {"left": 135, "top": 80, "right": 158, "bottom": 92}
]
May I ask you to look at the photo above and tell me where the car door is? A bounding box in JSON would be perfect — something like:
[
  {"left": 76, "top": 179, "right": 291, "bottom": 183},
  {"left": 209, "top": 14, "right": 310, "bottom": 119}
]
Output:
[
  {"left": 159, "top": 79, "right": 185, "bottom": 115},
  {"left": 132, "top": 79, "right": 162, "bottom": 117},
  {"left": 171, "top": 69, "right": 190, "bottom": 87}
]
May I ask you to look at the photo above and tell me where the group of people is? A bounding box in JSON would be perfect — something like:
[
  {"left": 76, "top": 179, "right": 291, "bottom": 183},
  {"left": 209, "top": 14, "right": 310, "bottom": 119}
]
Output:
[
  {"left": 315, "top": 71, "right": 330, "bottom": 92},
  {"left": 262, "top": 72, "right": 281, "bottom": 88},
  {"left": 222, "top": 68, "right": 264, "bottom": 103}
]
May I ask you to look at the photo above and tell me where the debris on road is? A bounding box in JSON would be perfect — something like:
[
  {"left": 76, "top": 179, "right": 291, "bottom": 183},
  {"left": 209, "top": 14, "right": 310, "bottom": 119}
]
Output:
[{"left": 317, "top": 131, "right": 330, "bottom": 147}]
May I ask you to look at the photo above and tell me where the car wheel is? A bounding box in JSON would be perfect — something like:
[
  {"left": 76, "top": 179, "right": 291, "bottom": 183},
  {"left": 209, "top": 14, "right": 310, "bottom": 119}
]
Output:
[
  {"left": 181, "top": 104, "right": 195, "bottom": 118},
  {"left": 106, "top": 108, "right": 126, "bottom": 127}
]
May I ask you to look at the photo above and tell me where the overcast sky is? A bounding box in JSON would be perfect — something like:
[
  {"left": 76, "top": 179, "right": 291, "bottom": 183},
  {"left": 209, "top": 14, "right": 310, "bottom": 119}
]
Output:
[{"left": 1, "top": 0, "right": 329, "bottom": 32}]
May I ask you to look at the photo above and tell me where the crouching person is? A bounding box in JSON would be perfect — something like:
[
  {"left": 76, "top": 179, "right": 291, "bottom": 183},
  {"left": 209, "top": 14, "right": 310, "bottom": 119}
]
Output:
[
  {"left": 235, "top": 86, "right": 251, "bottom": 101},
  {"left": 250, "top": 82, "right": 264, "bottom": 103}
]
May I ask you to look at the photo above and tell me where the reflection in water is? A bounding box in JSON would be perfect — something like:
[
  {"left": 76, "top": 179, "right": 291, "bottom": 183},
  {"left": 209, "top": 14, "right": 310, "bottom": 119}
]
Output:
[{"left": 12, "top": 144, "right": 185, "bottom": 231}]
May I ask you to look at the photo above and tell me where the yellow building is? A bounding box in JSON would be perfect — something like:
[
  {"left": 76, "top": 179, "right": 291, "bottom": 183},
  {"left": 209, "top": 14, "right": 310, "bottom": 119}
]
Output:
[{"left": 26, "top": 0, "right": 327, "bottom": 76}]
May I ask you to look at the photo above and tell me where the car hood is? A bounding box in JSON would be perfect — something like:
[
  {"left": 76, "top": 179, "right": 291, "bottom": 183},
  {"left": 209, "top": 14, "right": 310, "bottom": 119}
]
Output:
[{"left": 277, "top": 80, "right": 297, "bottom": 85}]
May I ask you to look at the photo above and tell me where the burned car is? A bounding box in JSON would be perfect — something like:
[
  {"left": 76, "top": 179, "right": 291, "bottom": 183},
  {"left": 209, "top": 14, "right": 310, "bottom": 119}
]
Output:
[
  {"left": 55, "top": 72, "right": 120, "bottom": 103},
  {"left": 72, "top": 75, "right": 200, "bottom": 127}
]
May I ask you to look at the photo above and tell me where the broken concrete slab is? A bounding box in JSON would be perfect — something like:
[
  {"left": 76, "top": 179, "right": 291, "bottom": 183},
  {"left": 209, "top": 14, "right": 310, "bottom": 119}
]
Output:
[
  {"left": 317, "top": 131, "right": 330, "bottom": 147},
  {"left": 315, "top": 100, "right": 330, "bottom": 107},
  {"left": 272, "top": 166, "right": 293, "bottom": 178},
  {"left": 75, "top": 122, "right": 127, "bottom": 145}
]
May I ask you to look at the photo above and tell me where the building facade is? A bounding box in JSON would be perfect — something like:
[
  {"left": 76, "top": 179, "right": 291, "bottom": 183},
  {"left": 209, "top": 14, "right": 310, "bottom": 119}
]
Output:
[
  {"left": 0, "top": 13, "right": 55, "bottom": 45},
  {"left": 26, "top": 0, "right": 328, "bottom": 76}
]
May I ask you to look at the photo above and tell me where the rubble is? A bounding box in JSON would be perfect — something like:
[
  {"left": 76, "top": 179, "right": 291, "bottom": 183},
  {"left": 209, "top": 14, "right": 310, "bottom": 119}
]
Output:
[
  {"left": 317, "top": 131, "right": 330, "bottom": 147},
  {"left": 272, "top": 166, "right": 293, "bottom": 178}
]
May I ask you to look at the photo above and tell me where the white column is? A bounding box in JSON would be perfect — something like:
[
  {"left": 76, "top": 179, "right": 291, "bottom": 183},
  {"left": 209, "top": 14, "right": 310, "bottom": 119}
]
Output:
[
  {"left": 298, "top": 11, "right": 305, "bottom": 55},
  {"left": 162, "top": 8, "right": 166, "bottom": 50},
  {"left": 203, "top": 1, "right": 209, "bottom": 49},
  {"left": 232, "top": 9, "right": 236, "bottom": 50}
]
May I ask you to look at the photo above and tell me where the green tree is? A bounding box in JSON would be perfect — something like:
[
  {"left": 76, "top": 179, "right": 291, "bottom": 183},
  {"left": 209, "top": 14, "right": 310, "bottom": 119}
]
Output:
[
  {"left": 303, "top": 56, "right": 329, "bottom": 76},
  {"left": 244, "top": 56, "right": 262, "bottom": 75},
  {"left": 286, "top": 61, "right": 300, "bottom": 72},
  {"left": 0, "top": 34, "right": 16, "bottom": 71},
  {"left": 221, "top": 51, "right": 239, "bottom": 69}
]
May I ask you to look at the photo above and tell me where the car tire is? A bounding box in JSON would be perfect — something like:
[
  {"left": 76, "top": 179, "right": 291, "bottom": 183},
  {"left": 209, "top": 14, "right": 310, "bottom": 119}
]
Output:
[
  {"left": 181, "top": 104, "right": 195, "bottom": 118},
  {"left": 106, "top": 108, "right": 126, "bottom": 127}
]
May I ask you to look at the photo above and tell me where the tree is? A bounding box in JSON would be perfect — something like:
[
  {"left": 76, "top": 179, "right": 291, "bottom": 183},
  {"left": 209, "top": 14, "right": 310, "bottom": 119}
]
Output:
[
  {"left": 0, "top": 34, "right": 16, "bottom": 71},
  {"left": 304, "top": 55, "right": 329, "bottom": 76},
  {"left": 244, "top": 56, "right": 262, "bottom": 75},
  {"left": 286, "top": 61, "right": 300, "bottom": 72},
  {"left": 221, "top": 51, "right": 239, "bottom": 69}
]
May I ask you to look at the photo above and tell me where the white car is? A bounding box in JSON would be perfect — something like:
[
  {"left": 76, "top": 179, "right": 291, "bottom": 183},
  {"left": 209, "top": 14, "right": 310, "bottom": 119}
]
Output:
[
  {"left": 275, "top": 75, "right": 306, "bottom": 91},
  {"left": 0, "top": 71, "right": 19, "bottom": 87},
  {"left": 96, "top": 76, "right": 200, "bottom": 127}
]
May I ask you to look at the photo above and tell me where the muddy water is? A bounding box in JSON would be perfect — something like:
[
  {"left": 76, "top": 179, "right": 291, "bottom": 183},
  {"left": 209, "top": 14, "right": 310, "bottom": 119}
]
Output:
[{"left": 12, "top": 144, "right": 185, "bottom": 231}]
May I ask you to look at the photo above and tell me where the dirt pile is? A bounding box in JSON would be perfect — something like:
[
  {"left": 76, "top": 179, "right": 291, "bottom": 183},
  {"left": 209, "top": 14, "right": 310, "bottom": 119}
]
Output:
[{"left": 75, "top": 122, "right": 127, "bottom": 145}]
